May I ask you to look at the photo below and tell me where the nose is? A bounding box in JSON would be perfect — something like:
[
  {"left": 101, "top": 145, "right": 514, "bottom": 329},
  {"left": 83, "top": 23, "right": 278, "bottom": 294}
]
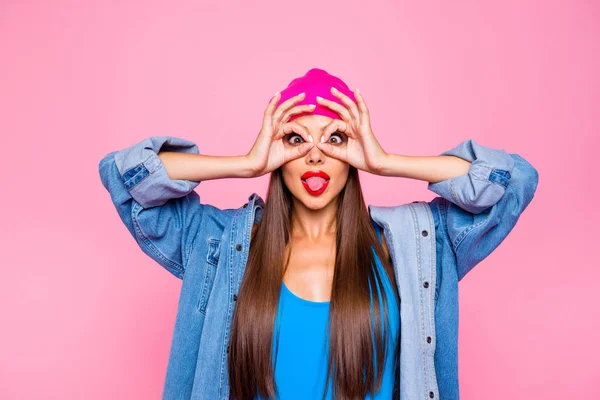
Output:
[{"left": 307, "top": 144, "right": 324, "bottom": 165}]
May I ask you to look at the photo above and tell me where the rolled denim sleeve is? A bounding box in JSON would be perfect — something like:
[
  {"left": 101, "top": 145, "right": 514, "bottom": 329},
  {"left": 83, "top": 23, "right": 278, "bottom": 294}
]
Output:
[
  {"left": 98, "top": 136, "right": 207, "bottom": 279},
  {"left": 427, "top": 139, "right": 539, "bottom": 280},
  {"left": 113, "top": 136, "right": 200, "bottom": 209},
  {"left": 427, "top": 139, "right": 515, "bottom": 215}
]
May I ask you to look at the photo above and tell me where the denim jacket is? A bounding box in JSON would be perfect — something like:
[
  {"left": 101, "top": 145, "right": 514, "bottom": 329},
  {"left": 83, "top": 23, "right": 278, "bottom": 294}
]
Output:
[{"left": 99, "top": 136, "right": 538, "bottom": 400}]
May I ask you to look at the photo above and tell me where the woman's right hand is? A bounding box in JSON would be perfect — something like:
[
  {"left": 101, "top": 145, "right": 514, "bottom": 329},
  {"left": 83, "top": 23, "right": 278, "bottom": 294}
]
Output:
[{"left": 246, "top": 92, "right": 316, "bottom": 177}]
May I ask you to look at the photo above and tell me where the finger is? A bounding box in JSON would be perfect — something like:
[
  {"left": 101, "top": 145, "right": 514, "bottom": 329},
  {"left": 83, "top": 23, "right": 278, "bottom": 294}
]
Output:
[
  {"left": 285, "top": 142, "right": 314, "bottom": 162},
  {"left": 354, "top": 88, "right": 370, "bottom": 121},
  {"left": 330, "top": 86, "right": 360, "bottom": 122},
  {"left": 273, "top": 92, "right": 306, "bottom": 123},
  {"left": 262, "top": 90, "right": 281, "bottom": 128},
  {"left": 274, "top": 121, "right": 313, "bottom": 144},
  {"left": 321, "top": 120, "right": 353, "bottom": 143},
  {"left": 320, "top": 119, "right": 341, "bottom": 144},
  {"left": 316, "top": 141, "right": 347, "bottom": 162},
  {"left": 319, "top": 119, "right": 337, "bottom": 144},
  {"left": 316, "top": 96, "right": 351, "bottom": 121},
  {"left": 280, "top": 104, "right": 316, "bottom": 125}
]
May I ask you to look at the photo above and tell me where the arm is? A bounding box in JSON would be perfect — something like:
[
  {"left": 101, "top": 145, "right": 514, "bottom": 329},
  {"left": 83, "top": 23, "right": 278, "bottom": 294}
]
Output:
[
  {"left": 379, "top": 138, "right": 539, "bottom": 280},
  {"left": 378, "top": 139, "right": 516, "bottom": 215},
  {"left": 378, "top": 151, "right": 472, "bottom": 183},
  {"left": 157, "top": 148, "right": 255, "bottom": 183},
  {"left": 99, "top": 136, "right": 251, "bottom": 278}
]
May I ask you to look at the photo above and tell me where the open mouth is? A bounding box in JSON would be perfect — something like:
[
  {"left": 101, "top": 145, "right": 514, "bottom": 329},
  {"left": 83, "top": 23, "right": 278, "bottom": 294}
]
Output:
[
  {"left": 300, "top": 170, "right": 331, "bottom": 195},
  {"left": 301, "top": 175, "right": 330, "bottom": 195}
]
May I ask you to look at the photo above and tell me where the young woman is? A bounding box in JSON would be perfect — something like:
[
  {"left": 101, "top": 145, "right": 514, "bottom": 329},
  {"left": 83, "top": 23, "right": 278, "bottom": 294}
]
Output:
[{"left": 99, "top": 68, "right": 538, "bottom": 400}]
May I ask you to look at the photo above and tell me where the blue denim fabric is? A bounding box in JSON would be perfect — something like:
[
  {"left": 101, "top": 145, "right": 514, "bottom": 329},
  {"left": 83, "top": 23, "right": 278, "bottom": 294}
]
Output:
[
  {"left": 425, "top": 140, "right": 538, "bottom": 399},
  {"left": 99, "top": 136, "right": 538, "bottom": 399}
]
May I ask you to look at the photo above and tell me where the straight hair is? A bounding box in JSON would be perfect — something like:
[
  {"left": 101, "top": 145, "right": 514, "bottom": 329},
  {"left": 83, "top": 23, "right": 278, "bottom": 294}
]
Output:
[{"left": 228, "top": 165, "right": 400, "bottom": 399}]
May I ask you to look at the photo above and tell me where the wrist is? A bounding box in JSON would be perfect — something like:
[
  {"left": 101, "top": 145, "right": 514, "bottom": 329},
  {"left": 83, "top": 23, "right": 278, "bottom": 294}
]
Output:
[
  {"left": 376, "top": 153, "right": 407, "bottom": 177},
  {"left": 374, "top": 152, "right": 392, "bottom": 176},
  {"left": 240, "top": 155, "right": 260, "bottom": 178}
]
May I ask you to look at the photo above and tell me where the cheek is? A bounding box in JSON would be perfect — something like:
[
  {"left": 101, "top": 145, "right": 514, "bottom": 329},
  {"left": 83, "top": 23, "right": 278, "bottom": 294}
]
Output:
[
  {"left": 282, "top": 173, "right": 295, "bottom": 190},
  {"left": 333, "top": 165, "right": 350, "bottom": 185},
  {"left": 334, "top": 174, "right": 349, "bottom": 190},
  {"left": 280, "top": 163, "right": 301, "bottom": 188}
]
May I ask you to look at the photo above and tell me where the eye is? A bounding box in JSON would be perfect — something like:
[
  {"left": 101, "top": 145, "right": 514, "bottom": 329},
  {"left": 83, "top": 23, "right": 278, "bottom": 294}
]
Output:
[
  {"left": 328, "top": 132, "right": 346, "bottom": 145},
  {"left": 286, "top": 133, "right": 305, "bottom": 145},
  {"left": 285, "top": 131, "right": 346, "bottom": 145}
]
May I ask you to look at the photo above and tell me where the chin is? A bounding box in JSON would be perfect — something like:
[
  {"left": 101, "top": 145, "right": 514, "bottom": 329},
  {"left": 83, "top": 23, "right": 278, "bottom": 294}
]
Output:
[{"left": 295, "top": 185, "right": 340, "bottom": 208}]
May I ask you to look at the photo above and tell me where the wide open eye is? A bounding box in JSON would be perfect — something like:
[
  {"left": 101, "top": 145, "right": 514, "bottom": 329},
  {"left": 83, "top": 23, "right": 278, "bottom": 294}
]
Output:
[
  {"left": 286, "top": 133, "right": 305, "bottom": 145},
  {"left": 328, "top": 132, "right": 346, "bottom": 145},
  {"left": 285, "top": 131, "right": 346, "bottom": 145}
]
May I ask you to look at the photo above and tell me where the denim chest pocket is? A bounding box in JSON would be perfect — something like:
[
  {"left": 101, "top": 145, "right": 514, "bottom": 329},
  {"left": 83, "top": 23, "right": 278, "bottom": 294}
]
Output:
[{"left": 197, "top": 238, "right": 221, "bottom": 314}]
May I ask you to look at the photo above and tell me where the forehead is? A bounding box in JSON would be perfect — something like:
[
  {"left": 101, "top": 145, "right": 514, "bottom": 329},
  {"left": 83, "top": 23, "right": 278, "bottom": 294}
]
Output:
[{"left": 293, "top": 115, "right": 334, "bottom": 130}]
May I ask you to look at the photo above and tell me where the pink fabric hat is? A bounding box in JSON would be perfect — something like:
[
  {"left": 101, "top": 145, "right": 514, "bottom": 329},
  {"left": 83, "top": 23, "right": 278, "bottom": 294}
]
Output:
[{"left": 273, "top": 68, "right": 356, "bottom": 122}]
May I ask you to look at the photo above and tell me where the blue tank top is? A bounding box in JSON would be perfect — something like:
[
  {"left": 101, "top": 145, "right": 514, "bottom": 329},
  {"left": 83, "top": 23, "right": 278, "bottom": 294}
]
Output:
[{"left": 256, "top": 220, "right": 399, "bottom": 399}]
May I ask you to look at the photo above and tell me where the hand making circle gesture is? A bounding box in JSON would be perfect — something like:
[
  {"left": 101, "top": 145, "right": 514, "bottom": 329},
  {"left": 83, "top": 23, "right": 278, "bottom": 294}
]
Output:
[
  {"left": 246, "top": 92, "right": 317, "bottom": 177},
  {"left": 315, "top": 87, "right": 388, "bottom": 175}
]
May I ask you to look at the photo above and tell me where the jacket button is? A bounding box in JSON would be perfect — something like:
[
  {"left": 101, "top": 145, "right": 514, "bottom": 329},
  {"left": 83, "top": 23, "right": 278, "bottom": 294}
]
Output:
[
  {"left": 236, "top": 244, "right": 242, "bottom": 251},
  {"left": 227, "top": 344, "right": 230, "bottom": 353},
  {"left": 233, "top": 294, "right": 238, "bottom": 301},
  {"left": 421, "top": 230, "right": 428, "bottom": 237},
  {"left": 429, "top": 392, "right": 434, "bottom": 398},
  {"left": 423, "top": 281, "right": 429, "bottom": 288},
  {"left": 427, "top": 336, "right": 431, "bottom": 343},
  {"left": 243, "top": 203, "right": 248, "bottom": 208}
]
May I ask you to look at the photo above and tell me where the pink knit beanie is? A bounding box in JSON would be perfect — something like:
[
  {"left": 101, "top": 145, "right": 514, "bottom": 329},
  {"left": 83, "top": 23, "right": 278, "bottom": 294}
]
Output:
[{"left": 273, "top": 68, "right": 356, "bottom": 122}]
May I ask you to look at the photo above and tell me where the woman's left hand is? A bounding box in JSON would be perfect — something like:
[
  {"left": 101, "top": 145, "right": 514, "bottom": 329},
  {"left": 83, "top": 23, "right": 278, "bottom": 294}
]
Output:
[{"left": 315, "top": 87, "right": 388, "bottom": 175}]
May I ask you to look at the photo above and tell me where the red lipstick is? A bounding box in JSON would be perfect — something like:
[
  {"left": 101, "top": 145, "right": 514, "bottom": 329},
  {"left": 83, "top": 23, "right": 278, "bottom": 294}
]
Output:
[{"left": 301, "top": 170, "right": 330, "bottom": 195}]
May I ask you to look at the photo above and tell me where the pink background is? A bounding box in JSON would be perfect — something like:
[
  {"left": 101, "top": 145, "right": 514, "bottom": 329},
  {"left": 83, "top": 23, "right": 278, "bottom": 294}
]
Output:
[{"left": 0, "top": 1, "right": 597, "bottom": 398}]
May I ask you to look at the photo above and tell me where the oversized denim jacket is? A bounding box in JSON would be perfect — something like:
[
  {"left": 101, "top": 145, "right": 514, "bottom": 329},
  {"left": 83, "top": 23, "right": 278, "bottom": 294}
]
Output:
[{"left": 99, "top": 136, "right": 538, "bottom": 400}]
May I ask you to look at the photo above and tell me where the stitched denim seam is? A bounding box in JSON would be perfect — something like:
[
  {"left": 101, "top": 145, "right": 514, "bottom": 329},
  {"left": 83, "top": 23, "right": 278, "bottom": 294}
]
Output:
[
  {"left": 197, "top": 264, "right": 214, "bottom": 315},
  {"left": 433, "top": 202, "right": 446, "bottom": 302},
  {"left": 421, "top": 201, "right": 440, "bottom": 398},
  {"left": 198, "top": 238, "right": 220, "bottom": 314},
  {"left": 488, "top": 168, "right": 511, "bottom": 188},
  {"left": 219, "top": 208, "right": 242, "bottom": 398},
  {"left": 181, "top": 196, "right": 195, "bottom": 269},
  {"left": 121, "top": 153, "right": 155, "bottom": 190},
  {"left": 187, "top": 199, "right": 207, "bottom": 277},
  {"left": 439, "top": 199, "right": 450, "bottom": 248},
  {"left": 122, "top": 163, "right": 149, "bottom": 190},
  {"left": 407, "top": 203, "right": 429, "bottom": 398}
]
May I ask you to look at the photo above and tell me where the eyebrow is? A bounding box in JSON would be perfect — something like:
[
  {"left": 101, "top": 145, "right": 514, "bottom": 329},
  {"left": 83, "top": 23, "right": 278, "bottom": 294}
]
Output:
[
  {"left": 296, "top": 122, "right": 344, "bottom": 133},
  {"left": 294, "top": 122, "right": 329, "bottom": 131}
]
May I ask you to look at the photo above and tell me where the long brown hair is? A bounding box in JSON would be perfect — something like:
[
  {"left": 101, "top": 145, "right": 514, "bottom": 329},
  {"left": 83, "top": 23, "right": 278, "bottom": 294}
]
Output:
[{"left": 228, "top": 165, "right": 400, "bottom": 400}]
